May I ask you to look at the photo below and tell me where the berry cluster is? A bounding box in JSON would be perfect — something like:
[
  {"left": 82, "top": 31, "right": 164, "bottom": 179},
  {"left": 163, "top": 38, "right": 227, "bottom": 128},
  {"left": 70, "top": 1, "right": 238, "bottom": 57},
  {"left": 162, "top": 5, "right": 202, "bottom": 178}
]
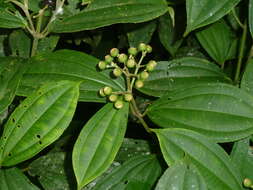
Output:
[
  {"left": 97, "top": 43, "right": 157, "bottom": 109},
  {"left": 244, "top": 178, "right": 253, "bottom": 189}
]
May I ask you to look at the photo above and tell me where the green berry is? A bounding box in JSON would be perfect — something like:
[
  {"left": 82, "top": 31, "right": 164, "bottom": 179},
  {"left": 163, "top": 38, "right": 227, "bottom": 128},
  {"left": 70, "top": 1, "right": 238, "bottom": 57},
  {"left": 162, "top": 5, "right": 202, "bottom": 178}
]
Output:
[
  {"left": 124, "top": 93, "right": 133, "bottom": 102},
  {"left": 98, "top": 61, "right": 107, "bottom": 70},
  {"left": 128, "top": 47, "right": 138, "bottom": 56},
  {"left": 114, "top": 100, "right": 124, "bottom": 109},
  {"left": 126, "top": 59, "right": 136, "bottom": 68},
  {"left": 148, "top": 60, "right": 157, "bottom": 67},
  {"left": 99, "top": 88, "right": 106, "bottom": 97},
  {"left": 135, "top": 80, "right": 144, "bottom": 88},
  {"left": 108, "top": 94, "right": 118, "bottom": 102},
  {"left": 118, "top": 53, "right": 128, "bottom": 63},
  {"left": 110, "top": 48, "right": 119, "bottom": 57},
  {"left": 113, "top": 68, "right": 122, "bottom": 77},
  {"left": 146, "top": 60, "right": 157, "bottom": 72},
  {"left": 244, "top": 178, "right": 252, "bottom": 187},
  {"left": 140, "top": 71, "right": 149, "bottom": 80},
  {"left": 146, "top": 45, "right": 152, "bottom": 53},
  {"left": 103, "top": 86, "right": 112, "bottom": 95},
  {"left": 138, "top": 43, "right": 147, "bottom": 52},
  {"left": 105, "top": 55, "right": 113, "bottom": 63}
]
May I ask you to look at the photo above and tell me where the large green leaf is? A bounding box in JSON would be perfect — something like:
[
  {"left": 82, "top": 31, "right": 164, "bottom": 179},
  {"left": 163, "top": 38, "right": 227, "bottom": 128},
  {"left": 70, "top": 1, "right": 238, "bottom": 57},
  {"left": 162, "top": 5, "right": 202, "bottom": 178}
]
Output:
[
  {"left": 52, "top": 0, "right": 168, "bottom": 33},
  {"left": 185, "top": 0, "right": 240, "bottom": 35},
  {"left": 0, "top": 81, "right": 79, "bottom": 166},
  {"left": 0, "top": 167, "right": 39, "bottom": 190},
  {"left": 92, "top": 155, "right": 162, "bottom": 190},
  {"left": 249, "top": 0, "right": 253, "bottom": 39},
  {"left": 139, "top": 57, "right": 231, "bottom": 97},
  {"left": 148, "top": 83, "right": 253, "bottom": 142},
  {"left": 241, "top": 59, "right": 253, "bottom": 96},
  {"left": 17, "top": 50, "right": 125, "bottom": 103},
  {"left": 153, "top": 128, "right": 243, "bottom": 190},
  {"left": 0, "top": 57, "right": 26, "bottom": 114},
  {"left": 196, "top": 19, "right": 236, "bottom": 65},
  {"left": 155, "top": 160, "right": 207, "bottom": 190},
  {"left": 72, "top": 103, "right": 129, "bottom": 189},
  {"left": 0, "top": 8, "right": 26, "bottom": 29}
]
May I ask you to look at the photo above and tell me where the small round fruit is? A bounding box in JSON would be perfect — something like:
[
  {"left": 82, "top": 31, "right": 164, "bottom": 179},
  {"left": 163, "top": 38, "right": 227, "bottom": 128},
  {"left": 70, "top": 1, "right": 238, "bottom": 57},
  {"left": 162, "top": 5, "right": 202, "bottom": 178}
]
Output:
[
  {"left": 99, "top": 88, "right": 106, "bottom": 97},
  {"left": 118, "top": 53, "right": 128, "bottom": 63},
  {"left": 243, "top": 178, "right": 252, "bottom": 187},
  {"left": 126, "top": 59, "right": 136, "bottom": 68},
  {"left": 124, "top": 93, "right": 133, "bottom": 102},
  {"left": 148, "top": 60, "right": 157, "bottom": 67},
  {"left": 110, "top": 48, "right": 119, "bottom": 57},
  {"left": 114, "top": 100, "right": 124, "bottom": 109},
  {"left": 138, "top": 43, "right": 147, "bottom": 51},
  {"left": 108, "top": 94, "right": 118, "bottom": 102},
  {"left": 98, "top": 61, "right": 107, "bottom": 70},
  {"left": 146, "top": 45, "right": 152, "bottom": 53},
  {"left": 113, "top": 68, "right": 122, "bottom": 77},
  {"left": 135, "top": 80, "right": 144, "bottom": 88},
  {"left": 140, "top": 71, "right": 149, "bottom": 80},
  {"left": 103, "top": 86, "right": 112, "bottom": 95},
  {"left": 128, "top": 47, "right": 138, "bottom": 56},
  {"left": 146, "top": 60, "right": 157, "bottom": 72},
  {"left": 105, "top": 55, "right": 113, "bottom": 63}
]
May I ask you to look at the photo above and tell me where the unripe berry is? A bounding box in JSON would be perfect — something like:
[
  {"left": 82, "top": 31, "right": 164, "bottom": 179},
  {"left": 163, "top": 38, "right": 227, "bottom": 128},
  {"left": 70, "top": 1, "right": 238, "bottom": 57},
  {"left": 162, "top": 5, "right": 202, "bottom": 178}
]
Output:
[
  {"left": 114, "top": 100, "right": 124, "bottom": 109},
  {"left": 110, "top": 48, "right": 119, "bottom": 57},
  {"left": 124, "top": 93, "right": 133, "bottom": 102},
  {"left": 138, "top": 43, "right": 147, "bottom": 52},
  {"left": 108, "top": 94, "right": 118, "bottom": 102},
  {"left": 98, "top": 61, "right": 107, "bottom": 70},
  {"left": 103, "top": 86, "right": 112, "bottom": 95},
  {"left": 148, "top": 60, "right": 157, "bottom": 67},
  {"left": 105, "top": 55, "right": 113, "bottom": 63},
  {"left": 146, "top": 45, "right": 152, "bottom": 53},
  {"left": 113, "top": 68, "right": 122, "bottom": 77},
  {"left": 243, "top": 178, "right": 252, "bottom": 187},
  {"left": 99, "top": 88, "right": 106, "bottom": 97},
  {"left": 128, "top": 47, "right": 138, "bottom": 56},
  {"left": 135, "top": 80, "right": 144, "bottom": 88},
  {"left": 118, "top": 53, "right": 128, "bottom": 63},
  {"left": 139, "top": 71, "right": 149, "bottom": 80},
  {"left": 146, "top": 60, "right": 157, "bottom": 72},
  {"left": 126, "top": 59, "right": 136, "bottom": 68}
]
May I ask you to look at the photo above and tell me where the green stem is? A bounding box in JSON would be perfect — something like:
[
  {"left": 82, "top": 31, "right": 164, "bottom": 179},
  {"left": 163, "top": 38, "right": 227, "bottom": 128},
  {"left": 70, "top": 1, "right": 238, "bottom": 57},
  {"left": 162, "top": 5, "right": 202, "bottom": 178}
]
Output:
[
  {"left": 31, "top": 38, "right": 39, "bottom": 57},
  {"left": 130, "top": 52, "right": 146, "bottom": 88},
  {"left": 234, "top": 22, "right": 247, "bottom": 84},
  {"left": 232, "top": 8, "right": 244, "bottom": 29}
]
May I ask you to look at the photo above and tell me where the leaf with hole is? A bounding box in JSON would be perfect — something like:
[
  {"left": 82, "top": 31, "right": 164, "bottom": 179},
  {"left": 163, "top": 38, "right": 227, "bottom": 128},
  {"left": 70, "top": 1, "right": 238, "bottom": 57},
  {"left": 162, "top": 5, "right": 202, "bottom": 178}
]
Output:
[
  {"left": 72, "top": 103, "right": 129, "bottom": 189},
  {"left": 0, "top": 80, "right": 80, "bottom": 166},
  {"left": 153, "top": 128, "right": 243, "bottom": 190}
]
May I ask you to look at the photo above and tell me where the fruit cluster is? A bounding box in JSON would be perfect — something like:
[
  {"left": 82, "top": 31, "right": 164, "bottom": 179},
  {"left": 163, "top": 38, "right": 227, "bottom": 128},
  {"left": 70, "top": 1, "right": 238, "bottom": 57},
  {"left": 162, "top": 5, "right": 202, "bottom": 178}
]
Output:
[
  {"left": 244, "top": 178, "right": 253, "bottom": 189},
  {"left": 97, "top": 43, "right": 157, "bottom": 109}
]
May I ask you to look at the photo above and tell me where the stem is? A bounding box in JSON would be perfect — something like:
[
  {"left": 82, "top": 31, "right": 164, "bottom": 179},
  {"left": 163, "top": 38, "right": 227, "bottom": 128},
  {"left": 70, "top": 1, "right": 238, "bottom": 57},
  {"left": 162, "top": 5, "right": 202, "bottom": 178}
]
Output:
[
  {"left": 234, "top": 22, "right": 247, "bottom": 84},
  {"left": 31, "top": 37, "right": 39, "bottom": 57},
  {"left": 232, "top": 8, "right": 244, "bottom": 29},
  {"left": 130, "top": 52, "right": 146, "bottom": 88}
]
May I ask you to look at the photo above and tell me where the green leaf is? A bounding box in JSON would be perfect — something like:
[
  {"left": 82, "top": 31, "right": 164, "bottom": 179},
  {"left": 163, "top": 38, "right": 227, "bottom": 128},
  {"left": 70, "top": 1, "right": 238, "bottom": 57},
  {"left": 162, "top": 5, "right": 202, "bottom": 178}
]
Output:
[
  {"left": 92, "top": 155, "right": 162, "bottom": 190},
  {"left": 185, "top": 0, "right": 240, "bottom": 35},
  {"left": 148, "top": 83, "right": 253, "bottom": 142},
  {"left": 52, "top": 0, "right": 168, "bottom": 33},
  {"left": 196, "top": 19, "right": 236, "bottom": 65},
  {"left": 0, "top": 57, "right": 26, "bottom": 114},
  {"left": 17, "top": 50, "right": 125, "bottom": 102},
  {"left": 126, "top": 21, "right": 157, "bottom": 47},
  {"left": 158, "top": 12, "right": 183, "bottom": 56},
  {"left": 9, "top": 29, "right": 31, "bottom": 58},
  {"left": 153, "top": 128, "right": 243, "bottom": 190},
  {"left": 0, "top": 8, "right": 26, "bottom": 29},
  {"left": 249, "top": 0, "right": 253, "bottom": 39},
  {"left": 37, "top": 35, "right": 60, "bottom": 54},
  {"left": 0, "top": 34, "right": 7, "bottom": 56},
  {"left": 72, "top": 103, "right": 129, "bottom": 189},
  {"left": 139, "top": 57, "right": 231, "bottom": 97},
  {"left": 155, "top": 160, "right": 207, "bottom": 190},
  {"left": 0, "top": 81, "right": 80, "bottom": 166},
  {"left": 0, "top": 167, "right": 39, "bottom": 189},
  {"left": 241, "top": 59, "right": 253, "bottom": 95}
]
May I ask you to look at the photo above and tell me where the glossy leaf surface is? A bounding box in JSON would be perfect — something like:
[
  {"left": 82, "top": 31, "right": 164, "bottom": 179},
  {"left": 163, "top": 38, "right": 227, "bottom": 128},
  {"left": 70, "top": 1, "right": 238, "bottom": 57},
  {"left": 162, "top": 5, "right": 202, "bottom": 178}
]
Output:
[
  {"left": 0, "top": 167, "right": 39, "bottom": 189},
  {"left": 153, "top": 128, "right": 243, "bottom": 190},
  {"left": 148, "top": 83, "right": 253, "bottom": 142},
  {"left": 155, "top": 161, "right": 207, "bottom": 190},
  {"left": 72, "top": 103, "right": 129, "bottom": 189},
  {"left": 139, "top": 57, "right": 231, "bottom": 97},
  {"left": 185, "top": 0, "right": 240, "bottom": 35},
  {"left": 0, "top": 57, "right": 26, "bottom": 114},
  {"left": 0, "top": 81, "right": 79, "bottom": 166},
  {"left": 17, "top": 50, "right": 125, "bottom": 102},
  {"left": 0, "top": 8, "right": 26, "bottom": 28},
  {"left": 92, "top": 155, "right": 162, "bottom": 190}
]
